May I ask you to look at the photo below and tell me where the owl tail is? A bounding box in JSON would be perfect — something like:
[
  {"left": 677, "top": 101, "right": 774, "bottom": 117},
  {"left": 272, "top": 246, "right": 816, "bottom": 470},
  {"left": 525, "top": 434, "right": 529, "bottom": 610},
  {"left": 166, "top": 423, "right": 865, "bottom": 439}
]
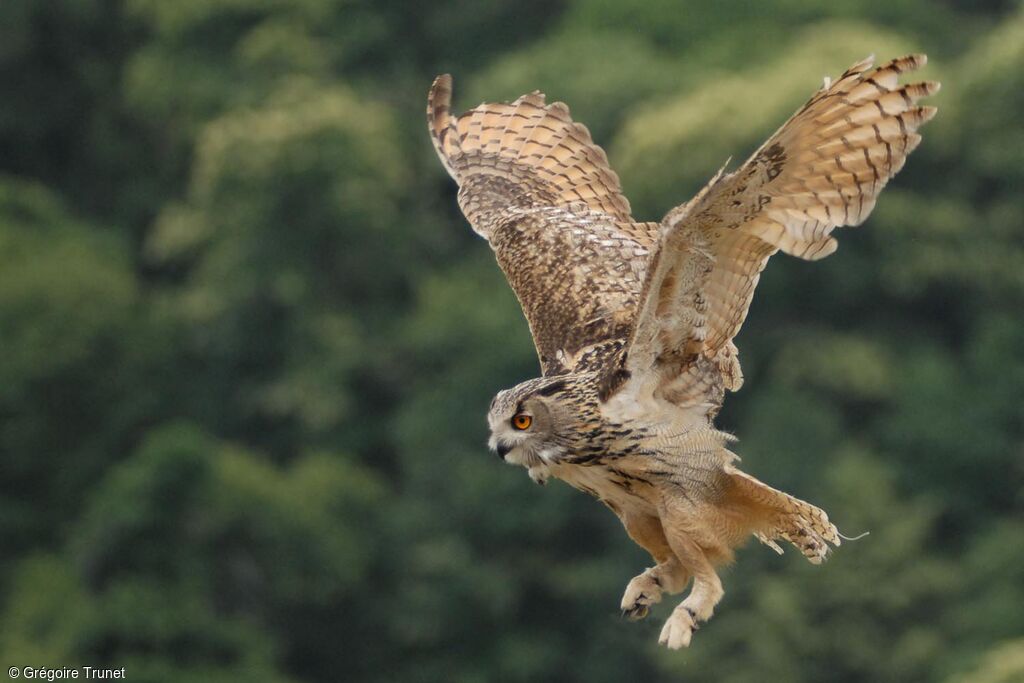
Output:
[{"left": 724, "top": 465, "right": 841, "bottom": 564}]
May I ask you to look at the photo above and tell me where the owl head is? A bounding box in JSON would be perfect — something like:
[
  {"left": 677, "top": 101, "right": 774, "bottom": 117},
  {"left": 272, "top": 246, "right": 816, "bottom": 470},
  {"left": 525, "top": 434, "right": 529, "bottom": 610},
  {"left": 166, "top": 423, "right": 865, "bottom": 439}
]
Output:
[{"left": 486, "top": 376, "right": 575, "bottom": 474}]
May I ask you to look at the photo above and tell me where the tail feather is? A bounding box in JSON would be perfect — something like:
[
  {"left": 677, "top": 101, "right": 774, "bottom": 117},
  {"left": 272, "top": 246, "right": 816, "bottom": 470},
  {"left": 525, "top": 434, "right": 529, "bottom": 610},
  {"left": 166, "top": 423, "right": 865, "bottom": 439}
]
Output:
[{"left": 725, "top": 465, "right": 840, "bottom": 565}]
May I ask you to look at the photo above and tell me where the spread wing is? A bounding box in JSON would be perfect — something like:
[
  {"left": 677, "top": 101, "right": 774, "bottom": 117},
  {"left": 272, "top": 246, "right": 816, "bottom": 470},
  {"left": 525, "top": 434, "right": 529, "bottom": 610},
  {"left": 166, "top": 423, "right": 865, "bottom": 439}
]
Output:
[
  {"left": 610, "top": 54, "right": 939, "bottom": 406},
  {"left": 428, "top": 75, "right": 658, "bottom": 376}
]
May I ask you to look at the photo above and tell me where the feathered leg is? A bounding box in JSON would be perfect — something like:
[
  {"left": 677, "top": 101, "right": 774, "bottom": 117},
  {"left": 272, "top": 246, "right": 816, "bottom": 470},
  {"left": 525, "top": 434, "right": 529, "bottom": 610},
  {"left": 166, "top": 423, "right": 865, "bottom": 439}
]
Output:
[
  {"left": 617, "top": 511, "right": 690, "bottom": 620},
  {"left": 656, "top": 496, "right": 727, "bottom": 649}
]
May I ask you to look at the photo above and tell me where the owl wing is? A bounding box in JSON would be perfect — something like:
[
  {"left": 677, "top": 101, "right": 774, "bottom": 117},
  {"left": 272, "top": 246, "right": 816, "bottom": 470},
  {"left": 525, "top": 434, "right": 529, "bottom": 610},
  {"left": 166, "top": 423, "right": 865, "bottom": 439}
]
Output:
[
  {"left": 428, "top": 75, "right": 658, "bottom": 376},
  {"left": 608, "top": 55, "right": 938, "bottom": 404}
]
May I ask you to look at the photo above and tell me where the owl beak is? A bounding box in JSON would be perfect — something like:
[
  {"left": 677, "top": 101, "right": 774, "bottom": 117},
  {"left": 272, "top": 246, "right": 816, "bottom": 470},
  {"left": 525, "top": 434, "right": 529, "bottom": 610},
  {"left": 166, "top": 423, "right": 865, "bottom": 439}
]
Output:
[{"left": 495, "top": 442, "right": 513, "bottom": 460}]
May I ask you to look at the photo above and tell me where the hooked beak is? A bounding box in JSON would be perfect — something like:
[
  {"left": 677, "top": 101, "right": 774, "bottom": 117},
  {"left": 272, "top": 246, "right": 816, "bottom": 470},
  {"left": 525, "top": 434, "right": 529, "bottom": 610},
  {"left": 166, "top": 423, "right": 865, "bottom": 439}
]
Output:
[{"left": 495, "top": 442, "right": 513, "bottom": 460}]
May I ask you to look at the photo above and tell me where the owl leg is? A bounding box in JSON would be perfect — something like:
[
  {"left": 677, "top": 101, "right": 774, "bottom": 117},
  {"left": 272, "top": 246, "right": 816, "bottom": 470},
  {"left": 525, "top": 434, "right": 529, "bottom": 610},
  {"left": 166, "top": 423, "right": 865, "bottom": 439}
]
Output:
[
  {"left": 657, "top": 507, "right": 725, "bottom": 649},
  {"left": 617, "top": 511, "right": 690, "bottom": 621}
]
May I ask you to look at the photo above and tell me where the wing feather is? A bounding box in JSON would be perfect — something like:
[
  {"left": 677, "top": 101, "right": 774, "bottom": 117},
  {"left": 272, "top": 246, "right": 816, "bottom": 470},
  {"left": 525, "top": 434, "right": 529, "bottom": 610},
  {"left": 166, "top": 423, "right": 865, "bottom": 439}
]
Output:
[
  {"left": 611, "top": 54, "right": 938, "bottom": 406},
  {"left": 427, "top": 76, "right": 656, "bottom": 376}
]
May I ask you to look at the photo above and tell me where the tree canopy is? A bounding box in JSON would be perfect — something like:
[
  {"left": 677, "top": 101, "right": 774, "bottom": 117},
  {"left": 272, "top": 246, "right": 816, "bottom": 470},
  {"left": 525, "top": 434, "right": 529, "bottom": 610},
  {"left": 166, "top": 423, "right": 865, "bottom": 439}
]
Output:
[{"left": 1, "top": 1, "right": 1022, "bottom": 681}]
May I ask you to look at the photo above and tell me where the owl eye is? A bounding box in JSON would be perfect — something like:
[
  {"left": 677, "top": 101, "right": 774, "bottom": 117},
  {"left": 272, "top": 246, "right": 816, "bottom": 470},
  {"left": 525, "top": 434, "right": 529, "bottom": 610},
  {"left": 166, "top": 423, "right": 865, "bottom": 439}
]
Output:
[{"left": 511, "top": 413, "right": 533, "bottom": 430}]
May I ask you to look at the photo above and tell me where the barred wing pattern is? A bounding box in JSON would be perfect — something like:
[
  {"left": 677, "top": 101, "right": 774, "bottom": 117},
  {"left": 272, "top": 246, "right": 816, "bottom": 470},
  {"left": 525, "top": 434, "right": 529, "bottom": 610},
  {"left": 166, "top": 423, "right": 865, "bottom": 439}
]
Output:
[
  {"left": 620, "top": 55, "right": 938, "bottom": 399},
  {"left": 428, "top": 75, "right": 659, "bottom": 376}
]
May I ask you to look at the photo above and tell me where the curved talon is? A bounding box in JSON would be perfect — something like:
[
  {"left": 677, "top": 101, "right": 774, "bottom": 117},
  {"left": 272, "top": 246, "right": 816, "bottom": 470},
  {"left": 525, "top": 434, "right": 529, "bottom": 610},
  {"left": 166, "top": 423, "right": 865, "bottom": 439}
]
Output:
[
  {"left": 686, "top": 607, "right": 699, "bottom": 630},
  {"left": 620, "top": 571, "right": 663, "bottom": 623},
  {"left": 621, "top": 604, "right": 649, "bottom": 621}
]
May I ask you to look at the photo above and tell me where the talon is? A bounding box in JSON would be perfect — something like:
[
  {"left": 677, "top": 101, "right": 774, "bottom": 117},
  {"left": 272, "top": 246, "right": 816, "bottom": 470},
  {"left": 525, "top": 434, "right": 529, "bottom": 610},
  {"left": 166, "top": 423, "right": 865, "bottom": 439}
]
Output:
[
  {"left": 621, "top": 571, "right": 664, "bottom": 617},
  {"left": 620, "top": 604, "right": 650, "bottom": 621}
]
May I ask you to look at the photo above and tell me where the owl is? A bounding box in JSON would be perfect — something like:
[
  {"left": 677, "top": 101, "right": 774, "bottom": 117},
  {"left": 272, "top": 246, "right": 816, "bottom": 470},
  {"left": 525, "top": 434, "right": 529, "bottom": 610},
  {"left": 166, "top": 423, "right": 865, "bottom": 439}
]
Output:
[{"left": 428, "top": 55, "right": 937, "bottom": 648}]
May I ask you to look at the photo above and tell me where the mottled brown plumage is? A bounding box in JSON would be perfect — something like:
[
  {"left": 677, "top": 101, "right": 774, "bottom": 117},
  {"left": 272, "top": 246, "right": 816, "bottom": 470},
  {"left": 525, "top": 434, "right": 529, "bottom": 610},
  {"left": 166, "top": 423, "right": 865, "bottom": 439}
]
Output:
[
  {"left": 429, "top": 55, "right": 937, "bottom": 648},
  {"left": 429, "top": 75, "right": 657, "bottom": 375}
]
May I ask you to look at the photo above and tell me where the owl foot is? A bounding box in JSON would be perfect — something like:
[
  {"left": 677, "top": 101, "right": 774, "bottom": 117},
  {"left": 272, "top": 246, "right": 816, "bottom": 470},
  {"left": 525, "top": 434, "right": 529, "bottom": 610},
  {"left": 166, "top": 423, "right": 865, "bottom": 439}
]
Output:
[
  {"left": 619, "top": 568, "right": 662, "bottom": 621},
  {"left": 658, "top": 605, "right": 697, "bottom": 650}
]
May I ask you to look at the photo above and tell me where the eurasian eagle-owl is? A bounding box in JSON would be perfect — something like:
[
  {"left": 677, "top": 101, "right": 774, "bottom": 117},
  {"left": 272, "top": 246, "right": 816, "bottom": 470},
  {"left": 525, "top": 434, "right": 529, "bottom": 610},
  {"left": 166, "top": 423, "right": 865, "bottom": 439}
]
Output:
[{"left": 428, "top": 55, "right": 937, "bottom": 648}]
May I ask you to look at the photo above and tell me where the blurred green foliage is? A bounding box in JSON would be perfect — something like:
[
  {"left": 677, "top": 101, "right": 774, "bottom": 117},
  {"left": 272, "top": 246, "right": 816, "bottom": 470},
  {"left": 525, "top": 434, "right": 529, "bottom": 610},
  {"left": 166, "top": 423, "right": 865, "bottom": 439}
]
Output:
[{"left": 1, "top": 1, "right": 1022, "bottom": 681}]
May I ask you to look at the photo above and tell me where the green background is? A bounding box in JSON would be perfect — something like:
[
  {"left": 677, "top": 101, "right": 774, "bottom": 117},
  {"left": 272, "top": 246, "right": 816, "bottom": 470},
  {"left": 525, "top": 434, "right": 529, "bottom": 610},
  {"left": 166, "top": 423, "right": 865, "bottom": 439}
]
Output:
[{"left": 1, "top": 1, "right": 1022, "bottom": 681}]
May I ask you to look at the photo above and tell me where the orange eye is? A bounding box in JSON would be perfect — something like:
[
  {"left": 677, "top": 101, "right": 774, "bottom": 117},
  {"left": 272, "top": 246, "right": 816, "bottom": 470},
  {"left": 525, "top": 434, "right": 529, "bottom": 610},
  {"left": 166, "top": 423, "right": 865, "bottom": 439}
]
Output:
[{"left": 512, "top": 414, "right": 533, "bottom": 430}]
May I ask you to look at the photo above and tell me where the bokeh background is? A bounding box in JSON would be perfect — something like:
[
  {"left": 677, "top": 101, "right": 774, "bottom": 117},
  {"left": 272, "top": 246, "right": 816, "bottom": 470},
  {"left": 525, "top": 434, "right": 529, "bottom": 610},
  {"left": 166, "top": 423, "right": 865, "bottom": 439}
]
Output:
[{"left": 2, "top": 1, "right": 1023, "bottom": 681}]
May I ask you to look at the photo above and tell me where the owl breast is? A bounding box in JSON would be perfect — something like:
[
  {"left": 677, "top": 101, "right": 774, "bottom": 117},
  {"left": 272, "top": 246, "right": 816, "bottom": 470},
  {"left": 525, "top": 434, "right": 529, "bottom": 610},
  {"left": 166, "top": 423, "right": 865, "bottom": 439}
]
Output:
[{"left": 552, "top": 461, "right": 659, "bottom": 517}]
